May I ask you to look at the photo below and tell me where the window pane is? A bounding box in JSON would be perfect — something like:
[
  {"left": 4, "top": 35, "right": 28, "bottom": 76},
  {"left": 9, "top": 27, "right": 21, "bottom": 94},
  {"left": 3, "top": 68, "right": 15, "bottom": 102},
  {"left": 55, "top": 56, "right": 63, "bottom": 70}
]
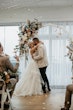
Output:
[
  {"left": 41, "top": 40, "right": 49, "bottom": 57},
  {"left": 5, "top": 26, "right": 19, "bottom": 56},
  {"left": 0, "top": 27, "right": 5, "bottom": 47},
  {"left": 38, "top": 26, "right": 49, "bottom": 35},
  {"left": 70, "top": 25, "right": 73, "bottom": 34}
]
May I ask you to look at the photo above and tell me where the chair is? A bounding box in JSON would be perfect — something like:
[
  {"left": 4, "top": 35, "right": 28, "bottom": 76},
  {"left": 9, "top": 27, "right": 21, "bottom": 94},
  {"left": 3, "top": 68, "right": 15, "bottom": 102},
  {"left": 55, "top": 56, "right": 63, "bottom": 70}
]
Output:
[
  {"left": 5, "top": 78, "right": 17, "bottom": 110},
  {"left": 6, "top": 88, "right": 13, "bottom": 110},
  {"left": 0, "top": 78, "right": 14, "bottom": 110},
  {"left": 0, "top": 79, "right": 5, "bottom": 110}
]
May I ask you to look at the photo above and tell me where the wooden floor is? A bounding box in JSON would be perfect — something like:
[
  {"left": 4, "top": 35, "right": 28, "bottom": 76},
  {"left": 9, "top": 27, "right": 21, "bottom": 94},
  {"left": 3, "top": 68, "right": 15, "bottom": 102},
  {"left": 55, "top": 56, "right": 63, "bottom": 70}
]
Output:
[{"left": 11, "top": 89, "right": 73, "bottom": 110}]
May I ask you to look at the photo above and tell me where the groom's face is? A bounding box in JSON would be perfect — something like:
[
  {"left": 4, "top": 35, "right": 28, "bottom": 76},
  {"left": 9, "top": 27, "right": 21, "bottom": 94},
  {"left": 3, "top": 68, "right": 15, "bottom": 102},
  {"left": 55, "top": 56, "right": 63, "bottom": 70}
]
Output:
[{"left": 33, "top": 40, "right": 39, "bottom": 45}]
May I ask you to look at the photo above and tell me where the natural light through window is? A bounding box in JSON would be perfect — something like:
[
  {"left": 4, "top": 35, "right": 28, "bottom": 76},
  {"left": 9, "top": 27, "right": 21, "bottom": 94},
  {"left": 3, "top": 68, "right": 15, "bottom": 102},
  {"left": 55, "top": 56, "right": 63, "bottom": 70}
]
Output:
[{"left": 0, "top": 26, "right": 19, "bottom": 56}]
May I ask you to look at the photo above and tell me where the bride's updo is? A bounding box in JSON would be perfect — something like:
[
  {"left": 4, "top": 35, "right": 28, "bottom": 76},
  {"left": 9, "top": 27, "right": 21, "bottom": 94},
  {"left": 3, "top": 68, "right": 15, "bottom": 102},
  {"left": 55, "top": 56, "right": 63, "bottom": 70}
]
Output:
[{"left": 28, "top": 42, "right": 34, "bottom": 49}]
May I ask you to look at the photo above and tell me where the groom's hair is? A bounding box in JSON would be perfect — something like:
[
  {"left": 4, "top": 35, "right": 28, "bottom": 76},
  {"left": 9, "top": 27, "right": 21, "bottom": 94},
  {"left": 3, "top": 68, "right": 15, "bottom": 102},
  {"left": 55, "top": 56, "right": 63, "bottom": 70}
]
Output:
[
  {"left": 0, "top": 43, "right": 2, "bottom": 48},
  {"left": 33, "top": 37, "right": 39, "bottom": 42},
  {"left": 0, "top": 43, "right": 3, "bottom": 51}
]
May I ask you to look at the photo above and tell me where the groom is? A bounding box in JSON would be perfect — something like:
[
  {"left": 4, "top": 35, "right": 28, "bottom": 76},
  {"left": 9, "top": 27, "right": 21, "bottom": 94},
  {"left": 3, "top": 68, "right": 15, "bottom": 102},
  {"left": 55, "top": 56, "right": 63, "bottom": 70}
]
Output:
[{"left": 32, "top": 37, "right": 51, "bottom": 93}]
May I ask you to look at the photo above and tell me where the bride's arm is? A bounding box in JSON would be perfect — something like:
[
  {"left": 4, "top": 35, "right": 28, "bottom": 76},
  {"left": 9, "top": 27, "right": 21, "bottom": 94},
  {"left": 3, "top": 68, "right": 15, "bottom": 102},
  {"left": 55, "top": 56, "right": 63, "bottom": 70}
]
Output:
[{"left": 30, "top": 45, "right": 38, "bottom": 55}]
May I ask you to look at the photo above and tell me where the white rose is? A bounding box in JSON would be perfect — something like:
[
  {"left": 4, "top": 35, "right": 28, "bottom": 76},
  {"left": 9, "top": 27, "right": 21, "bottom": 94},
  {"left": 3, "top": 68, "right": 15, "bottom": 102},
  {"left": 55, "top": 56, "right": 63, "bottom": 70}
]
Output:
[
  {"left": 22, "top": 34, "right": 27, "bottom": 41},
  {"left": 22, "top": 26, "right": 24, "bottom": 32}
]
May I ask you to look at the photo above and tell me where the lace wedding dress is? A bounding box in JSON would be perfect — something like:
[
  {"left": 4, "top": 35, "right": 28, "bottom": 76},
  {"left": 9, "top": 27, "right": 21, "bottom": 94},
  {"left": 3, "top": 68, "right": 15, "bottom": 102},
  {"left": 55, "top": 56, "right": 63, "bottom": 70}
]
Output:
[{"left": 14, "top": 53, "right": 43, "bottom": 96}]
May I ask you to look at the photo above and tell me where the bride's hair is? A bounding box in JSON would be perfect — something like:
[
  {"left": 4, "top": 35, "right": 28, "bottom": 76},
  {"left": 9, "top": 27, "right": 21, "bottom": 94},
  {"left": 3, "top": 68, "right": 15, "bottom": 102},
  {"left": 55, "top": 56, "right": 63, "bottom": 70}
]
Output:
[{"left": 28, "top": 42, "right": 34, "bottom": 48}]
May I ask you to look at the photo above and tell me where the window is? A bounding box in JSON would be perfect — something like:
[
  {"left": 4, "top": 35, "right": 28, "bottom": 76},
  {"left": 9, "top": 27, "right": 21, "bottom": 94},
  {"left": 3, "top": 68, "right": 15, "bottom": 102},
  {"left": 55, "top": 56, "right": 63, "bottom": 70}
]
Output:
[
  {"left": 0, "top": 22, "right": 72, "bottom": 87},
  {"left": 39, "top": 23, "right": 72, "bottom": 87},
  {"left": 0, "top": 26, "right": 19, "bottom": 56},
  {"left": 38, "top": 26, "right": 49, "bottom": 35}
]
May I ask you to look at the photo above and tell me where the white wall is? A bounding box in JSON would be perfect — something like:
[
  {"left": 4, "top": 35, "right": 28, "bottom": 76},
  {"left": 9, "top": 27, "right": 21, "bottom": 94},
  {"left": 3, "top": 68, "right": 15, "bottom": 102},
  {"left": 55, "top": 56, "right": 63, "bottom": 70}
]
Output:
[{"left": 0, "top": 6, "right": 73, "bottom": 24}]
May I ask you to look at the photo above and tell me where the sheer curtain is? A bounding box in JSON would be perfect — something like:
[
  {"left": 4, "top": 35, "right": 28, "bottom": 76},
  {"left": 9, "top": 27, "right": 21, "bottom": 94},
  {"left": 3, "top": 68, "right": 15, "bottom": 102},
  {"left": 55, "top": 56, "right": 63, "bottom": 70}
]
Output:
[{"left": 47, "top": 39, "right": 72, "bottom": 87}]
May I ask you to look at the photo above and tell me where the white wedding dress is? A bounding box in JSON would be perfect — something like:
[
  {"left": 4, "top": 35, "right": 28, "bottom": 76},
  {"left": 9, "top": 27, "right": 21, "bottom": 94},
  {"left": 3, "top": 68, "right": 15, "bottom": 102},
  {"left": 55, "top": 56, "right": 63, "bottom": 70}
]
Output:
[{"left": 14, "top": 53, "right": 43, "bottom": 96}]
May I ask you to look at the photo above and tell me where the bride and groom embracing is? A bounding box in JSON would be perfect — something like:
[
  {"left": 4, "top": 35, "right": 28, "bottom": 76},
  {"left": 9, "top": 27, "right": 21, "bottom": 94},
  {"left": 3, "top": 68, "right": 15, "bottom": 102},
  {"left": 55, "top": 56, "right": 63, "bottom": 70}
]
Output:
[{"left": 14, "top": 37, "right": 51, "bottom": 96}]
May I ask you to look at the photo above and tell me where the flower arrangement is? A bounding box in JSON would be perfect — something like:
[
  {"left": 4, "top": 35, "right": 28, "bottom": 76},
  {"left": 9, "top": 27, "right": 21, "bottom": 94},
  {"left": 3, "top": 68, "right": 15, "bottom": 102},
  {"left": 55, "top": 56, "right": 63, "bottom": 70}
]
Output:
[
  {"left": 66, "top": 38, "right": 73, "bottom": 61},
  {"left": 66, "top": 38, "right": 73, "bottom": 82},
  {"left": 14, "top": 19, "right": 42, "bottom": 55}
]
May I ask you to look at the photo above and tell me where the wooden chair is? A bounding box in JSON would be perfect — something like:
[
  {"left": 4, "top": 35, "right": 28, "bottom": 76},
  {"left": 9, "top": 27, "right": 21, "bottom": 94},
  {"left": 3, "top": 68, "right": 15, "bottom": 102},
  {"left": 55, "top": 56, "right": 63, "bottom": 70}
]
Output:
[
  {"left": 0, "top": 78, "right": 14, "bottom": 110},
  {"left": 6, "top": 88, "right": 13, "bottom": 110},
  {"left": 0, "top": 79, "right": 5, "bottom": 110}
]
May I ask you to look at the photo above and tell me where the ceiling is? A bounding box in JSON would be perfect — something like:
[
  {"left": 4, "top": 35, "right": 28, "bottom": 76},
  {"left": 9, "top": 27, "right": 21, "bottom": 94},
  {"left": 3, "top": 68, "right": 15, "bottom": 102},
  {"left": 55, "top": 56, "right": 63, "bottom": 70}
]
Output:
[{"left": 0, "top": 0, "right": 73, "bottom": 10}]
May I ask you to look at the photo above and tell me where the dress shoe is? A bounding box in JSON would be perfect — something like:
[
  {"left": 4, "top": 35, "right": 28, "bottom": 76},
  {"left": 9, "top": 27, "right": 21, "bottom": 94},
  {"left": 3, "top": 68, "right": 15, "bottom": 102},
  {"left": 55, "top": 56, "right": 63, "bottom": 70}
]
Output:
[
  {"left": 4, "top": 102, "right": 10, "bottom": 108},
  {"left": 43, "top": 90, "right": 46, "bottom": 93},
  {"left": 61, "top": 107, "right": 69, "bottom": 110},
  {"left": 42, "top": 85, "right": 46, "bottom": 93},
  {"left": 48, "top": 88, "right": 51, "bottom": 91}
]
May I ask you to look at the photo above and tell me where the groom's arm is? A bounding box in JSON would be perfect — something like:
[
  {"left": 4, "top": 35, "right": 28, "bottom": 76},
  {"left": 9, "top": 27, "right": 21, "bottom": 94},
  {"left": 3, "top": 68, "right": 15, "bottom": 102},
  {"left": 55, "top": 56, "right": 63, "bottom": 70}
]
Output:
[{"left": 33, "top": 46, "right": 44, "bottom": 60}]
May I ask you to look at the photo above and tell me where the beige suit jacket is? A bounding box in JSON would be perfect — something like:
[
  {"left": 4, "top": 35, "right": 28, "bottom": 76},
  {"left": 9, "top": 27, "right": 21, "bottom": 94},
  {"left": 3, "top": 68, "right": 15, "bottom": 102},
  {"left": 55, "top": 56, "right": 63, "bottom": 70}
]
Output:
[
  {"left": 33, "top": 44, "right": 48, "bottom": 68},
  {"left": 0, "top": 55, "right": 19, "bottom": 73}
]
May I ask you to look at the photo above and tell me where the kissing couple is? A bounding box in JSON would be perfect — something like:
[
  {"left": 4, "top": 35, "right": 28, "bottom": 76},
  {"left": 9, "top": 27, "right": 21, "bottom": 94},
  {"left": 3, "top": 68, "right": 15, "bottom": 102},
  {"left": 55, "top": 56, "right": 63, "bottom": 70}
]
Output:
[{"left": 14, "top": 37, "right": 51, "bottom": 96}]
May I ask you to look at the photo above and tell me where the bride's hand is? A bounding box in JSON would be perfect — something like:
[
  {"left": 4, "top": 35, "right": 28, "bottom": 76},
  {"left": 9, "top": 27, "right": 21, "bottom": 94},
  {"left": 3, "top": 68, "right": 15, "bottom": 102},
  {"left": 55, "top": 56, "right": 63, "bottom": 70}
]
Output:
[
  {"left": 14, "top": 55, "right": 19, "bottom": 61},
  {"left": 32, "top": 55, "right": 34, "bottom": 59},
  {"left": 39, "top": 41, "right": 44, "bottom": 45}
]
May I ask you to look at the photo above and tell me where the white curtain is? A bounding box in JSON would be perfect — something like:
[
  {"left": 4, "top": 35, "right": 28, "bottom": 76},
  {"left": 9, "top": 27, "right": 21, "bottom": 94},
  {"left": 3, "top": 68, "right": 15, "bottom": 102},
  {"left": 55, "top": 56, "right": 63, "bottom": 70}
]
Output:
[
  {"left": 39, "top": 24, "right": 72, "bottom": 88},
  {"left": 47, "top": 39, "right": 72, "bottom": 87}
]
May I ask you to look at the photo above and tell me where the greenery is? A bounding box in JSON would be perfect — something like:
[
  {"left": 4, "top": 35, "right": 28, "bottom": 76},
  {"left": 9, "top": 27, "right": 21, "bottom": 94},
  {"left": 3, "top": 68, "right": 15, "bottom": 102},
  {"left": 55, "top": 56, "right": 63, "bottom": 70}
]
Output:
[{"left": 14, "top": 19, "right": 42, "bottom": 55}]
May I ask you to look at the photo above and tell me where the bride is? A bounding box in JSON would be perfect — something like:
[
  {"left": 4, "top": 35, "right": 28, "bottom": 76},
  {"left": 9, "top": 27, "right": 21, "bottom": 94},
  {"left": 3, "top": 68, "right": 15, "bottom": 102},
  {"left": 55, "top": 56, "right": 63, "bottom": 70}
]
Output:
[{"left": 14, "top": 42, "right": 43, "bottom": 96}]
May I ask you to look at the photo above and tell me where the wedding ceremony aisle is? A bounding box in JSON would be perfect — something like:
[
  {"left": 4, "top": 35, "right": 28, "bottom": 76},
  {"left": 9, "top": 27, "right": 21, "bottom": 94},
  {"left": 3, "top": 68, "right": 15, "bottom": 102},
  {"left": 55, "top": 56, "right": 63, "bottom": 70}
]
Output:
[{"left": 11, "top": 89, "right": 73, "bottom": 110}]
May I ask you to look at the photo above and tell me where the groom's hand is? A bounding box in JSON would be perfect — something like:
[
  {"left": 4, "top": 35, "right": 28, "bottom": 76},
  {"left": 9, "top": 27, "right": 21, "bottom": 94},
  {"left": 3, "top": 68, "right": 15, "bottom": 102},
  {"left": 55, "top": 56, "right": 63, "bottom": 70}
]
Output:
[
  {"left": 32, "top": 54, "right": 34, "bottom": 59},
  {"left": 14, "top": 55, "right": 19, "bottom": 61}
]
